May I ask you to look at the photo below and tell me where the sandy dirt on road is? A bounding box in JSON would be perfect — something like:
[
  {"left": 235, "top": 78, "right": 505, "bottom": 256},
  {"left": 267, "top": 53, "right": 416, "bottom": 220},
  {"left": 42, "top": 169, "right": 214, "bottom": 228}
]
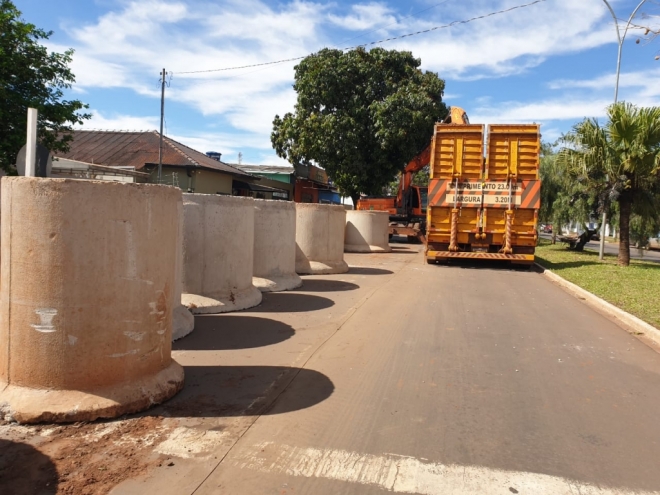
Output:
[{"left": 0, "top": 416, "right": 175, "bottom": 495}]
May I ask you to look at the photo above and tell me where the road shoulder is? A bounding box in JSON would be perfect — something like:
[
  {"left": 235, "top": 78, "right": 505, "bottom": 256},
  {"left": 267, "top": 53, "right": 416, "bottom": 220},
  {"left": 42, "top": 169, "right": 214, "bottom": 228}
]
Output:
[{"left": 536, "top": 263, "right": 660, "bottom": 352}]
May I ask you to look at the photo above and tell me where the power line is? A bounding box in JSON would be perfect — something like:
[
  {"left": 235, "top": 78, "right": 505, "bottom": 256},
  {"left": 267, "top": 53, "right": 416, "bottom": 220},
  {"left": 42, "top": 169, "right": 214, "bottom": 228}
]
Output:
[
  {"left": 174, "top": 0, "right": 548, "bottom": 75},
  {"left": 337, "top": 0, "right": 453, "bottom": 46},
  {"left": 178, "top": 2, "right": 455, "bottom": 83}
]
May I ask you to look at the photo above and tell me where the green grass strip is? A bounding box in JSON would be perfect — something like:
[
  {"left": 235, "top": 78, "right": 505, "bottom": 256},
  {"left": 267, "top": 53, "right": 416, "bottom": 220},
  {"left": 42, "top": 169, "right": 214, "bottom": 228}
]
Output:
[{"left": 535, "top": 238, "right": 660, "bottom": 329}]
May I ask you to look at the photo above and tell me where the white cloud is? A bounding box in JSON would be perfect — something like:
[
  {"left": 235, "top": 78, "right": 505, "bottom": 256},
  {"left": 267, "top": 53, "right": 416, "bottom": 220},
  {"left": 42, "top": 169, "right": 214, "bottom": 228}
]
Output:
[
  {"left": 58, "top": 0, "right": 643, "bottom": 158},
  {"left": 548, "top": 67, "right": 660, "bottom": 96},
  {"left": 387, "top": 0, "right": 614, "bottom": 79},
  {"left": 79, "top": 111, "right": 159, "bottom": 131},
  {"left": 64, "top": 0, "right": 620, "bottom": 99},
  {"left": 328, "top": 3, "right": 397, "bottom": 31},
  {"left": 469, "top": 66, "right": 660, "bottom": 135},
  {"left": 471, "top": 98, "right": 614, "bottom": 124}
]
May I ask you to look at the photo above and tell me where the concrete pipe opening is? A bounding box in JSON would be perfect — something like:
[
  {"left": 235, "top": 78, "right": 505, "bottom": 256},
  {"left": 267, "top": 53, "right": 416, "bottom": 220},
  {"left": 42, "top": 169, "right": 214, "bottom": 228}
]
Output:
[
  {"left": 344, "top": 210, "right": 392, "bottom": 253},
  {"left": 253, "top": 199, "right": 302, "bottom": 292},
  {"left": 181, "top": 194, "right": 262, "bottom": 314},
  {"left": 295, "top": 203, "right": 349, "bottom": 275},
  {"left": 0, "top": 178, "right": 184, "bottom": 424}
]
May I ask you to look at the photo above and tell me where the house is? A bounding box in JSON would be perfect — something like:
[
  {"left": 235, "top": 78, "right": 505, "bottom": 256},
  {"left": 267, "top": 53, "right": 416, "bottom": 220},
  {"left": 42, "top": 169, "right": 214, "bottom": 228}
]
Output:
[
  {"left": 54, "top": 130, "right": 256, "bottom": 195},
  {"left": 231, "top": 164, "right": 295, "bottom": 200},
  {"left": 234, "top": 162, "right": 341, "bottom": 204},
  {"left": 293, "top": 163, "right": 341, "bottom": 204}
]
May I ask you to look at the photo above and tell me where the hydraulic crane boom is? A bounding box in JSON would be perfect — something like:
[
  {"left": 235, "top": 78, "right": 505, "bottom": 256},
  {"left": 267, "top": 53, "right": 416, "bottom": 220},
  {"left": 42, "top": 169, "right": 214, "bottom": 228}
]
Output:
[
  {"left": 357, "top": 106, "right": 470, "bottom": 242},
  {"left": 395, "top": 107, "right": 470, "bottom": 214}
]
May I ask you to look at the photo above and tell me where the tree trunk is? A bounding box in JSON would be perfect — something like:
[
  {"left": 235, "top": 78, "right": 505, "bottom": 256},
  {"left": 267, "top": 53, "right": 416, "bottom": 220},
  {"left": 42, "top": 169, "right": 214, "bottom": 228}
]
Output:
[
  {"left": 351, "top": 193, "right": 360, "bottom": 209},
  {"left": 618, "top": 192, "right": 632, "bottom": 267}
]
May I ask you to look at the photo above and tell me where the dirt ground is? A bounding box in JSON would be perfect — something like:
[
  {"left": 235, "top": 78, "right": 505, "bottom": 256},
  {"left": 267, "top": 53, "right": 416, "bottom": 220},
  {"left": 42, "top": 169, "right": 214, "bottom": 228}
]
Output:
[{"left": 0, "top": 415, "right": 176, "bottom": 495}]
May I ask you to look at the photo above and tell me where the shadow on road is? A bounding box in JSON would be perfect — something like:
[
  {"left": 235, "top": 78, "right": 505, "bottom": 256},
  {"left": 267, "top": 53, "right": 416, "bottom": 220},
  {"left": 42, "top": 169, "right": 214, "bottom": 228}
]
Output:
[
  {"left": 434, "top": 260, "right": 535, "bottom": 272},
  {"left": 348, "top": 267, "right": 394, "bottom": 275},
  {"left": 174, "top": 316, "right": 295, "bottom": 351},
  {"left": 293, "top": 279, "right": 359, "bottom": 292},
  {"left": 156, "top": 366, "right": 334, "bottom": 418},
  {"left": 252, "top": 292, "right": 335, "bottom": 312},
  {"left": 0, "top": 439, "right": 58, "bottom": 494}
]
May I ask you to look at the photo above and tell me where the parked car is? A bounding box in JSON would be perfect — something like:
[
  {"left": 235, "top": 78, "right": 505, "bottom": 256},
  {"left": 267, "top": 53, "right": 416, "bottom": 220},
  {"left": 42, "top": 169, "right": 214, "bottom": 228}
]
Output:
[
  {"left": 542, "top": 225, "right": 552, "bottom": 233},
  {"left": 649, "top": 236, "right": 660, "bottom": 251},
  {"left": 590, "top": 233, "right": 600, "bottom": 241}
]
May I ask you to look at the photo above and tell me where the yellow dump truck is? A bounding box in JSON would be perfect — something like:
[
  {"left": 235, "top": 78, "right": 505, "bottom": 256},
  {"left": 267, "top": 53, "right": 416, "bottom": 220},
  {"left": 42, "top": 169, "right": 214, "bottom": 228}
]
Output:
[{"left": 425, "top": 123, "right": 541, "bottom": 265}]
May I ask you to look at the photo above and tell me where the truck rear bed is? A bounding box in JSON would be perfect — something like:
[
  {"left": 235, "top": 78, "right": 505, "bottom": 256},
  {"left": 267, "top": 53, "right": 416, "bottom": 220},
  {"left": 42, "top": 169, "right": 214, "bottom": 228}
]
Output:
[{"left": 425, "top": 124, "right": 541, "bottom": 264}]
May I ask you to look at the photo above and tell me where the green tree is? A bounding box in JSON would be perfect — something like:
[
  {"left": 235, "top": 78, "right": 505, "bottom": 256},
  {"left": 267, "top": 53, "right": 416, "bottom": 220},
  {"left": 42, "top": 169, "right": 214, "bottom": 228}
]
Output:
[
  {"left": 411, "top": 165, "right": 430, "bottom": 187},
  {"left": 558, "top": 102, "right": 660, "bottom": 266},
  {"left": 0, "top": 0, "right": 90, "bottom": 172},
  {"left": 539, "top": 142, "right": 562, "bottom": 226},
  {"left": 541, "top": 141, "right": 601, "bottom": 241},
  {"left": 271, "top": 47, "right": 447, "bottom": 205}
]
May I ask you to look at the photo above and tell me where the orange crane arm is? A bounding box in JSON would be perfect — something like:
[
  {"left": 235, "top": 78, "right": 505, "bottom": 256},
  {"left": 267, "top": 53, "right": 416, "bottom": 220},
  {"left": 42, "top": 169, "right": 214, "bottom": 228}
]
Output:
[
  {"left": 396, "top": 107, "right": 469, "bottom": 208},
  {"left": 396, "top": 144, "right": 432, "bottom": 208}
]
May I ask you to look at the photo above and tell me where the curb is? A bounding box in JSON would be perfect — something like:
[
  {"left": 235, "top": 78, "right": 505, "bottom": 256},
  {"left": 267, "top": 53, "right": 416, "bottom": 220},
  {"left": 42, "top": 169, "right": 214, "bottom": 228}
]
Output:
[{"left": 535, "top": 262, "right": 660, "bottom": 348}]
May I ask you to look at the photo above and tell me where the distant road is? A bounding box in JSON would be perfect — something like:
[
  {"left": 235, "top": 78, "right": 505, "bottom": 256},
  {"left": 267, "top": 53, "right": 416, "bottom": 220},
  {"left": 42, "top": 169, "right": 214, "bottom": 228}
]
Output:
[{"left": 539, "top": 233, "right": 660, "bottom": 263}]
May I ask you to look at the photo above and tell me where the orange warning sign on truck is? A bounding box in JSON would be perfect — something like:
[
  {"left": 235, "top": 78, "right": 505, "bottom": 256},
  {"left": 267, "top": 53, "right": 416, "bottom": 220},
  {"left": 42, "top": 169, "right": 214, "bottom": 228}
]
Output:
[{"left": 428, "top": 179, "right": 541, "bottom": 209}]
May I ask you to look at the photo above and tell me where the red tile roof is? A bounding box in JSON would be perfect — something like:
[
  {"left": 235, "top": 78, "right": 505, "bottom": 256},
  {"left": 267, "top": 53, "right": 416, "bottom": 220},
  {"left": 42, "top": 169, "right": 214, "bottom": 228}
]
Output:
[{"left": 55, "top": 130, "right": 253, "bottom": 178}]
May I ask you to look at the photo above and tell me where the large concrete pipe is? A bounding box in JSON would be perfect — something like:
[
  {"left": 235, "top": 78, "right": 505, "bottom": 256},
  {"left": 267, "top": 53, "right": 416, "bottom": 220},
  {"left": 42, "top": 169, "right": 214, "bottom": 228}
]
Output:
[
  {"left": 181, "top": 194, "right": 262, "bottom": 314},
  {"left": 295, "top": 203, "right": 349, "bottom": 275},
  {"left": 0, "top": 178, "right": 184, "bottom": 423},
  {"left": 253, "top": 199, "right": 302, "bottom": 292},
  {"left": 344, "top": 210, "right": 392, "bottom": 253},
  {"left": 172, "top": 196, "right": 194, "bottom": 340}
]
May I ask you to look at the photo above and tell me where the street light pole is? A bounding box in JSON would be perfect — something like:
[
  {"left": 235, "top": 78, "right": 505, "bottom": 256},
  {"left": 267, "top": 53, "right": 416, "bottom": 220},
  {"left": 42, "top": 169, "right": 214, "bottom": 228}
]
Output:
[
  {"left": 599, "top": 0, "right": 646, "bottom": 260},
  {"left": 158, "top": 68, "right": 166, "bottom": 183}
]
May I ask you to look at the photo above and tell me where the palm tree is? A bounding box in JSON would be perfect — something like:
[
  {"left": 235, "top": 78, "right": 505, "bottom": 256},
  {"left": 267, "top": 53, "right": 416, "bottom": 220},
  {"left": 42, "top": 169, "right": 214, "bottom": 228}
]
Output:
[
  {"left": 559, "top": 102, "right": 660, "bottom": 266},
  {"left": 607, "top": 103, "right": 660, "bottom": 264}
]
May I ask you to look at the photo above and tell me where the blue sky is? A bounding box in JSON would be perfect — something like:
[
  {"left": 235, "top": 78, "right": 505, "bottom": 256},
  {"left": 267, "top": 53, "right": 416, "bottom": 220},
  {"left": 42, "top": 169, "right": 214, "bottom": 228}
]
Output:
[{"left": 13, "top": 0, "right": 660, "bottom": 165}]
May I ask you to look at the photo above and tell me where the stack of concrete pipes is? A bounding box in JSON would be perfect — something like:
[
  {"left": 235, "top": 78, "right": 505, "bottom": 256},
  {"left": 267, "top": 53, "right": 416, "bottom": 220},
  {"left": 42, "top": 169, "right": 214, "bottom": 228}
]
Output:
[
  {"left": 180, "top": 198, "right": 351, "bottom": 309},
  {"left": 0, "top": 177, "right": 352, "bottom": 423}
]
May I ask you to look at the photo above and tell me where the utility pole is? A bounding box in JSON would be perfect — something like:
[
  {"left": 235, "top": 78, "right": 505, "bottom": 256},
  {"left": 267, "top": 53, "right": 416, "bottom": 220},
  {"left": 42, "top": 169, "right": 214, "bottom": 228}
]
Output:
[
  {"left": 599, "top": 0, "right": 647, "bottom": 260},
  {"left": 158, "top": 68, "right": 166, "bottom": 183}
]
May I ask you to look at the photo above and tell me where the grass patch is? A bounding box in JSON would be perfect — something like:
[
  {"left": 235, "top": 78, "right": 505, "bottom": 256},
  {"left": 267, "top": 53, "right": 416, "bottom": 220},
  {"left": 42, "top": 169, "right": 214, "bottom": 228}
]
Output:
[{"left": 535, "top": 238, "right": 660, "bottom": 329}]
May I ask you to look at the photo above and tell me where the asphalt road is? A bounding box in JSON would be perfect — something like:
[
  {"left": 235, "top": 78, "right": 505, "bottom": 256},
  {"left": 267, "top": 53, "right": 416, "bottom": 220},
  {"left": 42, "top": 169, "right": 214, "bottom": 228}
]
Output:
[{"left": 110, "top": 248, "right": 660, "bottom": 494}]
